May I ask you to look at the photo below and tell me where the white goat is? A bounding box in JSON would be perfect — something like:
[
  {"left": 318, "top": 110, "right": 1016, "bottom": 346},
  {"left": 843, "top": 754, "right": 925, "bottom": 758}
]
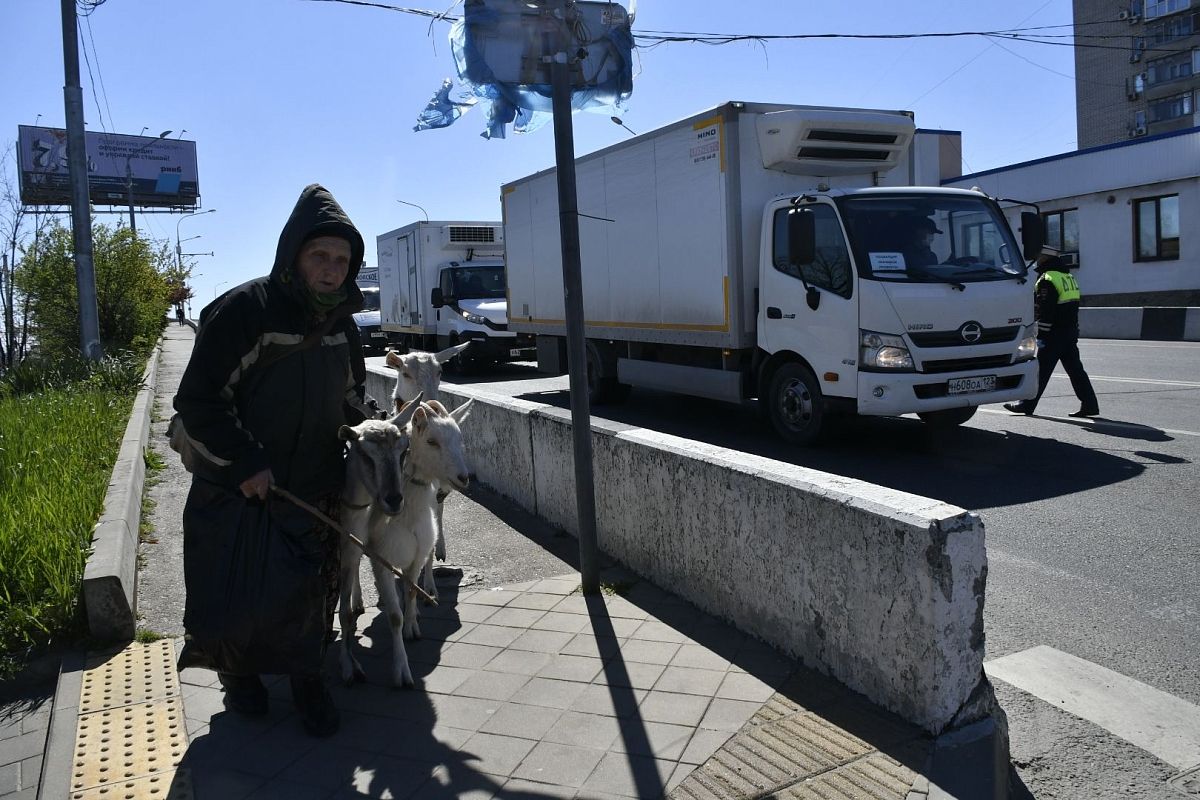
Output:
[
  {"left": 384, "top": 342, "right": 470, "bottom": 600},
  {"left": 338, "top": 396, "right": 423, "bottom": 628},
  {"left": 338, "top": 399, "right": 473, "bottom": 688}
]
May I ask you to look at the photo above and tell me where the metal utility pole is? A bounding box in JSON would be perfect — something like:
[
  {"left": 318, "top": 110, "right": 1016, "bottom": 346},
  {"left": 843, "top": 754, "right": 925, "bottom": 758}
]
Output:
[
  {"left": 60, "top": 0, "right": 102, "bottom": 360},
  {"left": 550, "top": 32, "right": 600, "bottom": 594}
]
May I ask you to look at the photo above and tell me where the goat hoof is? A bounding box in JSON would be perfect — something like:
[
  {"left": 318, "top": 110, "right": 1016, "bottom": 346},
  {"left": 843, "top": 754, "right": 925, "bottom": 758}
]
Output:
[{"left": 435, "top": 543, "right": 447, "bottom": 561}]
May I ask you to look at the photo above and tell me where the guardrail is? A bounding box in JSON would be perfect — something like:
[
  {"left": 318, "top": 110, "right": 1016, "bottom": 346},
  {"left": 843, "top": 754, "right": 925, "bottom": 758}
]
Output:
[{"left": 1079, "top": 307, "right": 1200, "bottom": 341}]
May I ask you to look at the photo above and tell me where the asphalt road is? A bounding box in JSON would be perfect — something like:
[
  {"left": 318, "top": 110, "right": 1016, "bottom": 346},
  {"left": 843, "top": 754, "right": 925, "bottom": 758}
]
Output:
[{"left": 377, "top": 338, "right": 1200, "bottom": 798}]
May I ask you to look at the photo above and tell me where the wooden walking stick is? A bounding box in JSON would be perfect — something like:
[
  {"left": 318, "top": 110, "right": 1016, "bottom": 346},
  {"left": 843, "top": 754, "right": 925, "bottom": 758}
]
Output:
[{"left": 270, "top": 485, "right": 437, "bottom": 606}]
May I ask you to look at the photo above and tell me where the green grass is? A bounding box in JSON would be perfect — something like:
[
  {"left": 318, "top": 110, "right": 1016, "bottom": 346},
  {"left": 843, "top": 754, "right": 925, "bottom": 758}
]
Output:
[{"left": 0, "top": 383, "right": 136, "bottom": 677}]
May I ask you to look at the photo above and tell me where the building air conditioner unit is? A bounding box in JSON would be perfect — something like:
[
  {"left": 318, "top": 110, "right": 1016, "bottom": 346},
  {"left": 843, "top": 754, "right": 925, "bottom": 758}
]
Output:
[
  {"left": 1118, "top": 9, "right": 1130, "bottom": 19},
  {"left": 1134, "top": 125, "right": 1148, "bottom": 136}
]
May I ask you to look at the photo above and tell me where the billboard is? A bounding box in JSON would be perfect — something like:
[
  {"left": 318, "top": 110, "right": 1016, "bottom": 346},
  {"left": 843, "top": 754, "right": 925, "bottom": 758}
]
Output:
[{"left": 17, "top": 126, "right": 200, "bottom": 209}]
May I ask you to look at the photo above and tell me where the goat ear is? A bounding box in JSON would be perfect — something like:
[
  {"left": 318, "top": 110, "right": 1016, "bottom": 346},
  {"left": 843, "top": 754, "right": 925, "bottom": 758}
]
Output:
[
  {"left": 450, "top": 398, "right": 474, "bottom": 425},
  {"left": 390, "top": 391, "right": 424, "bottom": 427},
  {"left": 413, "top": 405, "right": 430, "bottom": 431},
  {"left": 435, "top": 341, "right": 471, "bottom": 363},
  {"left": 385, "top": 350, "right": 404, "bottom": 369},
  {"left": 338, "top": 424, "right": 359, "bottom": 441}
]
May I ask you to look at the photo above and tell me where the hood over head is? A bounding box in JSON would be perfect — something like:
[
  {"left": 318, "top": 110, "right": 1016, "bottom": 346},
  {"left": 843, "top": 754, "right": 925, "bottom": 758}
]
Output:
[{"left": 271, "top": 184, "right": 365, "bottom": 317}]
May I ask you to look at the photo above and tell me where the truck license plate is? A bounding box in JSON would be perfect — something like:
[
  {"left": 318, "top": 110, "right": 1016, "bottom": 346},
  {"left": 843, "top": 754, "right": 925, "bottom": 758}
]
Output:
[
  {"left": 948, "top": 375, "right": 996, "bottom": 394},
  {"left": 370, "top": 332, "right": 387, "bottom": 339},
  {"left": 509, "top": 348, "right": 524, "bottom": 357}
]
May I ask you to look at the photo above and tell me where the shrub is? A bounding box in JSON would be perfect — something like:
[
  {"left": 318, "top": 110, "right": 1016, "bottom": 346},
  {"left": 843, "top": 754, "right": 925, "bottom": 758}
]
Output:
[{"left": 16, "top": 222, "right": 170, "bottom": 358}]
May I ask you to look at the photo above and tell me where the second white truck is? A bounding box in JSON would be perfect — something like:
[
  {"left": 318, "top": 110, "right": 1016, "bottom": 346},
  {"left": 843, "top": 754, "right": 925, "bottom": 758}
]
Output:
[
  {"left": 503, "top": 101, "right": 1044, "bottom": 443},
  {"left": 377, "top": 221, "right": 536, "bottom": 366}
]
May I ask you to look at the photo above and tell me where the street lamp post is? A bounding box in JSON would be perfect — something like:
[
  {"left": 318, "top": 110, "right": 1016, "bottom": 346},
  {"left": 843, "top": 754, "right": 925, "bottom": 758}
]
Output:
[
  {"left": 125, "top": 130, "right": 171, "bottom": 237},
  {"left": 176, "top": 208, "right": 217, "bottom": 268},
  {"left": 212, "top": 280, "right": 228, "bottom": 298}
]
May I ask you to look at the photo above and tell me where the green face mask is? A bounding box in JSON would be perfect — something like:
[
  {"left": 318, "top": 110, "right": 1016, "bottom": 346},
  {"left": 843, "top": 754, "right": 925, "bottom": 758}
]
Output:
[{"left": 303, "top": 282, "right": 348, "bottom": 314}]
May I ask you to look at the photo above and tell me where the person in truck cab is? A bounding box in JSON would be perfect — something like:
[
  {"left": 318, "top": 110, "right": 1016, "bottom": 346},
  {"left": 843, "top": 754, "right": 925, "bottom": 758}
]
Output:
[
  {"left": 904, "top": 217, "right": 941, "bottom": 270},
  {"left": 1004, "top": 249, "right": 1100, "bottom": 418}
]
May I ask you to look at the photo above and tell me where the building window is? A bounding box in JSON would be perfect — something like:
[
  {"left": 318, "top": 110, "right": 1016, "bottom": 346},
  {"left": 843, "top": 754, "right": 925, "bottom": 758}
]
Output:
[
  {"left": 1042, "top": 209, "right": 1080, "bottom": 256},
  {"left": 1146, "top": 49, "right": 1196, "bottom": 85},
  {"left": 1145, "top": 0, "right": 1191, "bottom": 20},
  {"left": 1147, "top": 10, "right": 1197, "bottom": 42},
  {"left": 1134, "top": 195, "right": 1180, "bottom": 260},
  {"left": 1148, "top": 90, "right": 1195, "bottom": 122}
]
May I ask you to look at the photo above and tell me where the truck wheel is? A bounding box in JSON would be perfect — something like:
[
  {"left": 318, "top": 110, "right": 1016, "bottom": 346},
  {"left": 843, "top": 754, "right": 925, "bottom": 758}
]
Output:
[
  {"left": 585, "top": 342, "right": 630, "bottom": 405},
  {"left": 766, "top": 362, "right": 825, "bottom": 445},
  {"left": 917, "top": 407, "right": 977, "bottom": 427}
]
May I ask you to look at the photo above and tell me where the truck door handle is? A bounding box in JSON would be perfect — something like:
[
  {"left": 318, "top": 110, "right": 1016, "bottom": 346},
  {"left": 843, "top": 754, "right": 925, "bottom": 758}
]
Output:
[{"left": 767, "top": 306, "right": 782, "bottom": 319}]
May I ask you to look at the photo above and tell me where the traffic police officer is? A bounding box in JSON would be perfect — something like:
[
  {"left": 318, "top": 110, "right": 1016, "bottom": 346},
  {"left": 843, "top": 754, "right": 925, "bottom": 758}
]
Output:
[{"left": 1004, "top": 248, "right": 1100, "bottom": 418}]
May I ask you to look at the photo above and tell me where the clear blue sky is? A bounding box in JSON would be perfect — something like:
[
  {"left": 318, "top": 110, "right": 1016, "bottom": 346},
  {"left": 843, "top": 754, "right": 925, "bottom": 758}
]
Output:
[{"left": 3, "top": 0, "right": 1077, "bottom": 307}]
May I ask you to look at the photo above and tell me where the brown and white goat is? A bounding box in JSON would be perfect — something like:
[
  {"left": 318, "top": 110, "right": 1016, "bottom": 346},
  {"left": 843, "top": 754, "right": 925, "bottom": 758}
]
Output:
[{"left": 338, "top": 399, "right": 473, "bottom": 688}]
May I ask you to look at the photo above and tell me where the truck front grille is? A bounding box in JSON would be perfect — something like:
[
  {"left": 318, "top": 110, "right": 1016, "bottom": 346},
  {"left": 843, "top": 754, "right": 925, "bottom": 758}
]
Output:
[
  {"left": 909, "top": 325, "right": 1020, "bottom": 348},
  {"left": 920, "top": 355, "right": 1013, "bottom": 374}
]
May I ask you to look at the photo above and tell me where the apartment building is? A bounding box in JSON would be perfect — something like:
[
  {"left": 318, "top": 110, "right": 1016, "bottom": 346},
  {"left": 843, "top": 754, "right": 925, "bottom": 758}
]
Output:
[{"left": 1074, "top": 0, "right": 1199, "bottom": 148}]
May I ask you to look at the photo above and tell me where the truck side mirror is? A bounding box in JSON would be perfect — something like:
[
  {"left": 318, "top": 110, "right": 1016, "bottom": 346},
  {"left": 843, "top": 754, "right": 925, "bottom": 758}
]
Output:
[
  {"left": 787, "top": 209, "right": 817, "bottom": 266},
  {"left": 1020, "top": 212, "right": 1046, "bottom": 261},
  {"left": 430, "top": 288, "right": 444, "bottom": 308}
]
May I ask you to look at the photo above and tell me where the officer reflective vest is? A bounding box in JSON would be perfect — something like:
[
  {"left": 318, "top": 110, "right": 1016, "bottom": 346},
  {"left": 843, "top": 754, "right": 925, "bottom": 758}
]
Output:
[{"left": 1038, "top": 270, "right": 1081, "bottom": 303}]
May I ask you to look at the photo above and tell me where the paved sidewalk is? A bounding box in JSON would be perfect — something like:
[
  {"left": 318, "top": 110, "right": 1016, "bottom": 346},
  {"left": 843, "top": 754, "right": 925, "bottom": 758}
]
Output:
[{"left": 45, "top": 572, "right": 930, "bottom": 800}]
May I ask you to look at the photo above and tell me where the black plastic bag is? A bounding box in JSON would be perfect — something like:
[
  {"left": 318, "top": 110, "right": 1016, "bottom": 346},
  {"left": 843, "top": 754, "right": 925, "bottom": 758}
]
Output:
[{"left": 177, "top": 478, "right": 330, "bottom": 676}]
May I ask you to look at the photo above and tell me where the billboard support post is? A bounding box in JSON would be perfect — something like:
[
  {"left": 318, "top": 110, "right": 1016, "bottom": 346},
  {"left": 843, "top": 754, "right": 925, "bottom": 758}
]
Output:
[
  {"left": 60, "top": 0, "right": 101, "bottom": 361},
  {"left": 550, "top": 39, "right": 600, "bottom": 595}
]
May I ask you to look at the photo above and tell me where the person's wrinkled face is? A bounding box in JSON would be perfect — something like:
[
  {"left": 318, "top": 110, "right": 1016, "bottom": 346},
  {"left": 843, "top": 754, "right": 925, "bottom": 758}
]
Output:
[{"left": 297, "top": 236, "right": 352, "bottom": 293}]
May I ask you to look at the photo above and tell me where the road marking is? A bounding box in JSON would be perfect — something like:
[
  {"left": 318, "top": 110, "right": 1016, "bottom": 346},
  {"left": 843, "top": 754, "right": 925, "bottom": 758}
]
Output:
[
  {"left": 1077, "top": 375, "right": 1200, "bottom": 389},
  {"left": 985, "top": 645, "right": 1200, "bottom": 770},
  {"left": 1081, "top": 340, "right": 1200, "bottom": 349},
  {"left": 977, "top": 407, "right": 1200, "bottom": 438}
]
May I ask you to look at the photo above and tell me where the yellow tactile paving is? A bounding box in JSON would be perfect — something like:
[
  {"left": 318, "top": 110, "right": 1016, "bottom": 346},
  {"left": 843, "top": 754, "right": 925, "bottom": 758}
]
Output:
[
  {"left": 69, "top": 768, "right": 193, "bottom": 800},
  {"left": 70, "top": 640, "right": 193, "bottom": 799},
  {"left": 81, "top": 640, "right": 179, "bottom": 713}
]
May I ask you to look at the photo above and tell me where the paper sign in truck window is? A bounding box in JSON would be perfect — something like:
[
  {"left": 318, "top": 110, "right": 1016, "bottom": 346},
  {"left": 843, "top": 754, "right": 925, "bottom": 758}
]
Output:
[{"left": 869, "top": 252, "right": 906, "bottom": 270}]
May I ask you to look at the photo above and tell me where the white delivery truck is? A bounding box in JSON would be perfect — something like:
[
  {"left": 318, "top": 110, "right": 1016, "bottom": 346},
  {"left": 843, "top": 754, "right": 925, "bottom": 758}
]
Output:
[
  {"left": 377, "top": 221, "right": 536, "bottom": 366},
  {"left": 503, "top": 101, "right": 1044, "bottom": 443}
]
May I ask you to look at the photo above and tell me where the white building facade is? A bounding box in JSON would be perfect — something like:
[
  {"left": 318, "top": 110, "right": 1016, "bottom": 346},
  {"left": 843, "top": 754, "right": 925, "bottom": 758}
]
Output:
[{"left": 943, "top": 126, "right": 1198, "bottom": 307}]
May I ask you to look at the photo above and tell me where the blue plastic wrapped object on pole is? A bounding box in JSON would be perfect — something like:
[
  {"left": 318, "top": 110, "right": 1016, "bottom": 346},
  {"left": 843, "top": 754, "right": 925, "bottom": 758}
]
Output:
[{"left": 414, "top": 0, "right": 635, "bottom": 139}]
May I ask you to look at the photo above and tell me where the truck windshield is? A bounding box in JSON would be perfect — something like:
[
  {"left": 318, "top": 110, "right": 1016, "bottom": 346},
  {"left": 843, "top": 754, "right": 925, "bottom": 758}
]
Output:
[
  {"left": 449, "top": 266, "right": 506, "bottom": 299},
  {"left": 360, "top": 288, "right": 380, "bottom": 311},
  {"left": 836, "top": 195, "right": 1027, "bottom": 285}
]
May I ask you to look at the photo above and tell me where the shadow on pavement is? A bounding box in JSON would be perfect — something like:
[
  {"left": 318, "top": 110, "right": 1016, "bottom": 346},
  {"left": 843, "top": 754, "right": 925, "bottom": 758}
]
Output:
[{"left": 511, "top": 387, "right": 1150, "bottom": 511}]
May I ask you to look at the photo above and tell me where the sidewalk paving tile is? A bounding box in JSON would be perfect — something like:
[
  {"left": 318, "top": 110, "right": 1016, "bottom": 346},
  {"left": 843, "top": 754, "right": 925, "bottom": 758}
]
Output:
[
  {"left": 638, "top": 691, "right": 712, "bottom": 727},
  {"left": 541, "top": 711, "right": 622, "bottom": 750},
  {"left": 477, "top": 702, "right": 562, "bottom": 739},
  {"left": 670, "top": 644, "right": 733, "bottom": 672},
  {"left": 581, "top": 751, "right": 676, "bottom": 798},
  {"left": 483, "top": 606, "right": 548, "bottom": 629},
  {"left": 454, "top": 671, "right": 531, "bottom": 702},
  {"left": 459, "top": 624, "right": 524, "bottom": 649},
  {"left": 715, "top": 671, "right": 779, "bottom": 703},
  {"left": 481, "top": 649, "right": 554, "bottom": 676},
  {"left": 654, "top": 666, "right": 726, "bottom": 697},
  {"left": 597, "top": 661, "right": 666, "bottom": 691},
  {"left": 504, "top": 593, "right": 569, "bottom": 612},
  {"left": 561, "top": 634, "right": 624, "bottom": 660},
  {"left": 458, "top": 731, "right": 537, "bottom": 777},
  {"left": 535, "top": 654, "right": 605, "bottom": 683},
  {"left": 568, "top": 685, "right": 647, "bottom": 719},
  {"left": 511, "top": 741, "right": 606, "bottom": 787},
  {"left": 609, "top": 720, "right": 694, "bottom": 760},
  {"left": 508, "top": 629, "right": 574, "bottom": 654},
  {"left": 530, "top": 611, "right": 593, "bottom": 634},
  {"left": 509, "top": 677, "right": 588, "bottom": 709},
  {"left": 612, "top": 639, "right": 680, "bottom": 665},
  {"left": 438, "top": 643, "right": 503, "bottom": 670}
]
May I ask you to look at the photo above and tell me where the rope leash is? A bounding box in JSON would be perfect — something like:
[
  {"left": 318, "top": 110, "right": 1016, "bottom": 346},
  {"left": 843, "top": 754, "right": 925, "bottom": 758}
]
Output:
[{"left": 270, "top": 485, "right": 438, "bottom": 607}]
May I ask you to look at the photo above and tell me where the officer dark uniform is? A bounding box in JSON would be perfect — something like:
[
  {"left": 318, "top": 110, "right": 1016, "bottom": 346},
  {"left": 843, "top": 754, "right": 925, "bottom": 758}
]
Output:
[{"left": 1005, "top": 250, "right": 1099, "bottom": 418}]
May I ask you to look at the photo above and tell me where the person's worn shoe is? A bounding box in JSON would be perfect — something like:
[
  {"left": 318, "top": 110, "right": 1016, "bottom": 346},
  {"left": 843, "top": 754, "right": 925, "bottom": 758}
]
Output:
[
  {"left": 218, "top": 673, "right": 268, "bottom": 717},
  {"left": 1068, "top": 407, "right": 1099, "bottom": 418},
  {"left": 290, "top": 675, "right": 340, "bottom": 737},
  {"left": 1003, "top": 403, "right": 1032, "bottom": 415}
]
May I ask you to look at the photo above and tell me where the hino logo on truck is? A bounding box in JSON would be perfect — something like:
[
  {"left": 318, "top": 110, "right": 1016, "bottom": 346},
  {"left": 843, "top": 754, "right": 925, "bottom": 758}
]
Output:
[
  {"left": 907, "top": 323, "right": 934, "bottom": 331},
  {"left": 959, "top": 321, "right": 983, "bottom": 343}
]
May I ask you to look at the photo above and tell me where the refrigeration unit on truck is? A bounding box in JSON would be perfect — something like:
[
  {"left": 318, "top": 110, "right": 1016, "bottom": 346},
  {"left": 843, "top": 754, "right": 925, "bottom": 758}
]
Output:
[
  {"left": 503, "top": 101, "right": 1045, "bottom": 444},
  {"left": 377, "top": 220, "right": 536, "bottom": 365}
]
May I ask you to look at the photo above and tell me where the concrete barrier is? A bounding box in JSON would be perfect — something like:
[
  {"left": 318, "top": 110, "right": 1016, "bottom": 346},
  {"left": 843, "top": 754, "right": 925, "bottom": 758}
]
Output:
[
  {"left": 1079, "top": 306, "right": 1200, "bottom": 341},
  {"left": 367, "top": 366, "right": 989, "bottom": 734},
  {"left": 83, "top": 343, "right": 161, "bottom": 642}
]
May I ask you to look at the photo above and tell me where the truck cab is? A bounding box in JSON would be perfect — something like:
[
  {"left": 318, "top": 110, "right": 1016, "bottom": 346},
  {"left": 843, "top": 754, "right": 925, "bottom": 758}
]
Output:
[
  {"left": 429, "top": 260, "right": 536, "bottom": 365},
  {"left": 758, "top": 188, "right": 1039, "bottom": 439}
]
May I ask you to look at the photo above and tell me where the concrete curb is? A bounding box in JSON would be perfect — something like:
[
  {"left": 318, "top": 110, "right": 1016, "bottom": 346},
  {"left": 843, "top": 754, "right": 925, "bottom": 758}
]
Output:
[
  {"left": 80, "top": 340, "right": 162, "bottom": 643},
  {"left": 1079, "top": 306, "right": 1200, "bottom": 341}
]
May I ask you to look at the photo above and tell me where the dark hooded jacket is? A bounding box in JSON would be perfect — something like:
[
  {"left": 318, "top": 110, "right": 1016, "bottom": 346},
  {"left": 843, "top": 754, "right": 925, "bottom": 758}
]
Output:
[{"left": 174, "top": 184, "right": 371, "bottom": 499}]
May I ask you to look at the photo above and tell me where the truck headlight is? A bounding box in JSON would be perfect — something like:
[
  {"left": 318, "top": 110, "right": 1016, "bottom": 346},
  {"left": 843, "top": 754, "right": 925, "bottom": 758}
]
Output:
[
  {"left": 860, "top": 330, "right": 913, "bottom": 371},
  {"left": 462, "top": 311, "right": 488, "bottom": 325},
  {"left": 1014, "top": 336, "right": 1038, "bottom": 363}
]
